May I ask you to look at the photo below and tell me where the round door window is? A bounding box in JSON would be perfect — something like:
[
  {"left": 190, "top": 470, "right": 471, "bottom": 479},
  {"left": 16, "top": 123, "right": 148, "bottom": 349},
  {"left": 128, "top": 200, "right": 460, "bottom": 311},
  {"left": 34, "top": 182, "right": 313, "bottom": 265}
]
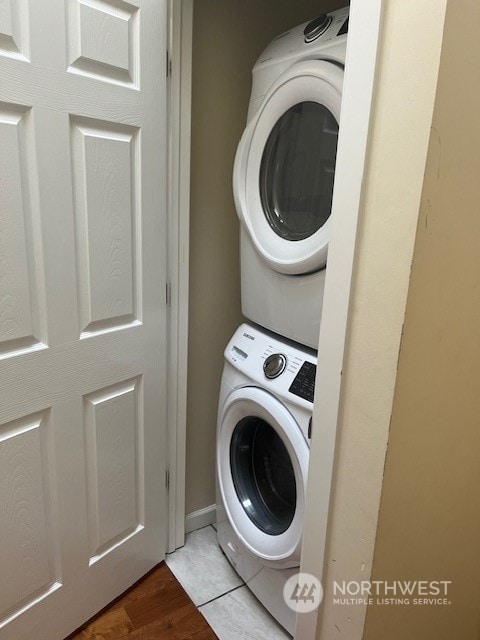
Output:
[
  {"left": 259, "top": 101, "right": 339, "bottom": 241},
  {"left": 230, "top": 416, "right": 296, "bottom": 536}
]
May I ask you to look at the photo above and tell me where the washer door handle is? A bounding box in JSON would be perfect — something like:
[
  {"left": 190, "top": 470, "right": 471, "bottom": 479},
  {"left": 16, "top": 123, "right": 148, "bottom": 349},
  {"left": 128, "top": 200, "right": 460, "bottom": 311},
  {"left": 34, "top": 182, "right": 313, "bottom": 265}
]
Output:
[{"left": 308, "top": 416, "right": 313, "bottom": 439}]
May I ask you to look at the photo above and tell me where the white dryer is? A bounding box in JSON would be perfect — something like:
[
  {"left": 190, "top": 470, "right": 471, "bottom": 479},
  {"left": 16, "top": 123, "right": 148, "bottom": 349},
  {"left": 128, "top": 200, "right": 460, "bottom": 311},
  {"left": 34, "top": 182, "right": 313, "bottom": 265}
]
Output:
[
  {"left": 216, "top": 324, "right": 317, "bottom": 635},
  {"left": 233, "top": 7, "right": 349, "bottom": 349}
]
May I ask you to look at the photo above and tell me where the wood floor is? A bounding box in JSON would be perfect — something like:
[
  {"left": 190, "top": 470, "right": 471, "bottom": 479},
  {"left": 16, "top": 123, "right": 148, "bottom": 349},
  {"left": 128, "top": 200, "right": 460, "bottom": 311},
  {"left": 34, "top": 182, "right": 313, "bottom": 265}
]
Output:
[{"left": 68, "top": 563, "right": 218, "bottom": 640}]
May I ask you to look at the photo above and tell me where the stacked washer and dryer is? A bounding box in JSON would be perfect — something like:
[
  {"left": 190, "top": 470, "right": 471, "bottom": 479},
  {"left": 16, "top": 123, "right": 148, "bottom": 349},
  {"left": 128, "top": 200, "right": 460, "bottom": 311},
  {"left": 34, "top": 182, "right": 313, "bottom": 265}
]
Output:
[{"left": 215, "top": 7, "right": 349, "bottom": 636}]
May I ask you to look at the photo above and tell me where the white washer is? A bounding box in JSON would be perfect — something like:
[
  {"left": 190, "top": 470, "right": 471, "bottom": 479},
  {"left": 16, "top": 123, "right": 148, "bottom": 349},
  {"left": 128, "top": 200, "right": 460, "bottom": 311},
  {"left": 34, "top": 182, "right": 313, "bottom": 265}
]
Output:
[
  {"left": 216, "top": 323, "right": 317, "bottom": 635},
  {"left": 233, "top": 7, "right": 349, "bottom": 349}
]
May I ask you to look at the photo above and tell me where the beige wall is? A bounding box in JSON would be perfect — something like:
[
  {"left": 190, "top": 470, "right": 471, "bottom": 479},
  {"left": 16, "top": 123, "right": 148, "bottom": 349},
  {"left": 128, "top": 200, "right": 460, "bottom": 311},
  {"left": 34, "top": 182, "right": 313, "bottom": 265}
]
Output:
[
  {"left": 364, "top": 2, "right": 480, "bottom": 639},
  {"left": 186, "top": 0, "right": 345, "bottom": 514}
]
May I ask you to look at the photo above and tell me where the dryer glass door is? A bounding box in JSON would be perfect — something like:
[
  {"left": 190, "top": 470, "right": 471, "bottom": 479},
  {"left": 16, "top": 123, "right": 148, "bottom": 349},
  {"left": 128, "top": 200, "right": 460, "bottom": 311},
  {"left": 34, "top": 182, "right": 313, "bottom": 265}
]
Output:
[
  {"left": 233, "top": 60, "right": 344, "bottom": 275},
  {"left": 260, "top": 101, "right": 339, "bottom": 242},
  {"left": 230, "top": 416, "right": 296, "bottom": 535}
]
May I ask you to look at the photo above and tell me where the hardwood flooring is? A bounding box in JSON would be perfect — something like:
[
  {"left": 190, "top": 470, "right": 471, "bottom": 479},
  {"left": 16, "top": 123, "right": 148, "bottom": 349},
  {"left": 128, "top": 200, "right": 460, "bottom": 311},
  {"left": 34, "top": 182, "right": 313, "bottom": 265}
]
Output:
[{"left": 68, "top": 563, "right": 218, "bottom": 640}]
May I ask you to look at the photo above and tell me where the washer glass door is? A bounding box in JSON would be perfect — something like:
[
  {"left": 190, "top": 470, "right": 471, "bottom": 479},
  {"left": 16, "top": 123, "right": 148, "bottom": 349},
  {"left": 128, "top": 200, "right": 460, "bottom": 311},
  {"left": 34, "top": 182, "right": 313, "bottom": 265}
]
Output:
[
  {"left": 230, "top": 416, "right": 296, "bottom": 535},
  {"left": 260, "top": 101, "right": 339, "bottom": 242},
  {"left": 217, "top": 386, "right": 309, "bottom": 566}
]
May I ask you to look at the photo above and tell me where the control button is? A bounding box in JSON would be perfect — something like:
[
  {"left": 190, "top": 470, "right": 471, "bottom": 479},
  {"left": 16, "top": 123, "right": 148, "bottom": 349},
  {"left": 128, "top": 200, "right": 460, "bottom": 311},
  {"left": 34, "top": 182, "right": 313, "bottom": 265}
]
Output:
[
  {"left": 263, "top": 353, "right": 287, "bottom": 379},
  {"left": 304, "top": 14, "right": 333, "bottom": 43}
]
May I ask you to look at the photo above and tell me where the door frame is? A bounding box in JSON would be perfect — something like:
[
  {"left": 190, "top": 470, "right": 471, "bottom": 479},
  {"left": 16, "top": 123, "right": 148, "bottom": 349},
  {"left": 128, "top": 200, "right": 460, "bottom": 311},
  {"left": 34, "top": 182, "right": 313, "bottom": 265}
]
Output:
[
  {"left": 169, "top": 4, "right": 448, "bottom": 640},
  {"left": 167, "top": 0, "right": 385, "bottom": 560},
  {"left": 299, "top": 2, "right": 447, "bottom": 640},
  {"left": 166, "top": 0, "right": 193, "bottom": 552},
  {"left": 295, "top": 2, "right": 384, "bottom": 637}
]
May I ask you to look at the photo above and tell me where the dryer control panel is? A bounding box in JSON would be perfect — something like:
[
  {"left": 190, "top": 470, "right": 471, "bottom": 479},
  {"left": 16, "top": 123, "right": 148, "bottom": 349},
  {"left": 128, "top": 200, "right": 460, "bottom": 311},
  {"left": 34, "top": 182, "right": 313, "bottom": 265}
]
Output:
[{"left": 255, "top": 5, "right": 349, "bottom": 69}]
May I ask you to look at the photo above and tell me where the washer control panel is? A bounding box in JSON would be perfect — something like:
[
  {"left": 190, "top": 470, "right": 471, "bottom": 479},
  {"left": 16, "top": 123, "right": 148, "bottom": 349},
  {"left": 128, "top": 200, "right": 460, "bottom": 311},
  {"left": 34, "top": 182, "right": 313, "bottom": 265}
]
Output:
[
  {"left": 289, "top": 361, "right": 316, "bottom": 403},
  {"left": 225, "top": 324, "right": 317, "bottom": 407},
  {"left": 263, "top": 353, "right": 287, "bottom": 379}
]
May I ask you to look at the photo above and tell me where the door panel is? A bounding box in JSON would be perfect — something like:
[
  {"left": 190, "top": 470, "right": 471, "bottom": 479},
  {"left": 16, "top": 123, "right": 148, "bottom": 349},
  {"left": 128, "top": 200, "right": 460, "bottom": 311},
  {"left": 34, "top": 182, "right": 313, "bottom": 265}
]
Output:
[
  {"left": 67, "top": 0, "right": 139, "bottom": 86},
  {"left": 0, "top": 1, "right": 167, "bottom": 639},
  {"left": 0, "top": 104, "right": 45, "bottom": 355},
  {"left": 0, "top": 410, "right": 60, "bottom": 621},
  {"left": 70, "top": 116, "right": 140, "bottom": 334},
  {"left": 84, "top": 377, "right": 143, "bottom": 560},
  {"left": 0, "top": 0, "right": 27, "bottom": 59}
]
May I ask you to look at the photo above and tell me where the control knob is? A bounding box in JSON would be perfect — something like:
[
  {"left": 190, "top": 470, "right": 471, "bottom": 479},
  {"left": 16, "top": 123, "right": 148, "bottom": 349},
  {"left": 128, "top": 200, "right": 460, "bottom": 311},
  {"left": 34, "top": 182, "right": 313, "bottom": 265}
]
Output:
[
  {"left": 263, "top": 353, "right": 287, "bottom": 379},
  {"left": 304, "top": 14, "right": 332, "bottom": 43}
]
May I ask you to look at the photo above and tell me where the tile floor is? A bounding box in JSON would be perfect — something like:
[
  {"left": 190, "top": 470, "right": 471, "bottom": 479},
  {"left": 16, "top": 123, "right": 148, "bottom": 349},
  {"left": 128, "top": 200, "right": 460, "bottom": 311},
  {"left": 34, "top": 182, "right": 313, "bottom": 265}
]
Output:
[{"left": 166, "top": 525, "right": 291, "bottom": 640}]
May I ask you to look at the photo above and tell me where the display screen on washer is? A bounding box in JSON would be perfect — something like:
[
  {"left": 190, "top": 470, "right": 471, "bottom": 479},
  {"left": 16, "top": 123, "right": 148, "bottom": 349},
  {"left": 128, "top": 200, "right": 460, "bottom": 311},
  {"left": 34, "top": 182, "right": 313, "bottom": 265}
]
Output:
[
  {"left": 259, "top": 101, "right": 339, "bottom": 241},
  {"left": 289, "top": 361, "right": 316, "bottom": 403},
  {"left": 230, "top": 417, "right": 296, "bottom": 536}
]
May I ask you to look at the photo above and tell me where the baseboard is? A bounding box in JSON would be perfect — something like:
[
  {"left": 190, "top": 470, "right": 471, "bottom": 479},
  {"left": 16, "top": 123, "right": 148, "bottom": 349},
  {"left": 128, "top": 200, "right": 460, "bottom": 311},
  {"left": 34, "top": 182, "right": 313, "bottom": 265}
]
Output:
[{"left": 185, "top": 504, "right": 217, "bottom": 534}]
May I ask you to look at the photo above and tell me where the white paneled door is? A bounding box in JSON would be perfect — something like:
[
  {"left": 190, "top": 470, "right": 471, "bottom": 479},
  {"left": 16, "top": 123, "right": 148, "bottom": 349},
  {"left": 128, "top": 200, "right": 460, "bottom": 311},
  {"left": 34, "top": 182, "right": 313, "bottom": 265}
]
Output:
[{"left": 0, "top": 1, "right": 168, "bottom": 639}]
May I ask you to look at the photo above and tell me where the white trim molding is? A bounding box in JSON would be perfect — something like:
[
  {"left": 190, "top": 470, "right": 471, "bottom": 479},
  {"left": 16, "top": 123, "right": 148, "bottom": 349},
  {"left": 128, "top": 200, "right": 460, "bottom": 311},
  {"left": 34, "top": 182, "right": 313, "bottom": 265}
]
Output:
[
  {"left": 166, "top": 0, "right": 193, "bottom": 553},
  {"left": 298, "top": 1, "right": 447, "bottom": 639},
  {"left": 296, "top": 2, "right": 384, "bottom": 635},
  {"left": 185, "top": 504, "right": 217, "bottom": 535}
]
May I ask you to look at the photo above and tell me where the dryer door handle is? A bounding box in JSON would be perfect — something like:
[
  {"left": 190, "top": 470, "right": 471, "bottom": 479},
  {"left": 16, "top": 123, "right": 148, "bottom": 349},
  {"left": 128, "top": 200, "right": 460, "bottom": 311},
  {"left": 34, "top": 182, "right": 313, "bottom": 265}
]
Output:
[{"left": 308, "top": 417, "right": 313, "bottom": 439}]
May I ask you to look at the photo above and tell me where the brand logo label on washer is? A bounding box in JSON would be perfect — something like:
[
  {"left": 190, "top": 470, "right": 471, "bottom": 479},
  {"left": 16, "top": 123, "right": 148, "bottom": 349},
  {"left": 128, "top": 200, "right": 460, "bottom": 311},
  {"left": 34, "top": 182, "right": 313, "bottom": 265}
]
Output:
[{"left": 242, "top": 332, "right": 255, "bottom": 341}]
